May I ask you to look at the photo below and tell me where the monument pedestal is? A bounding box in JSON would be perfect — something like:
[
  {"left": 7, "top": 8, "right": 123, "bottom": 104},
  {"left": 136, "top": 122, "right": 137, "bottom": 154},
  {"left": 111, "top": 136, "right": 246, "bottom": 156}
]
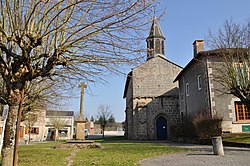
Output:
[{"left": 75, "top": 120, "right": 87, "bottom": 140}]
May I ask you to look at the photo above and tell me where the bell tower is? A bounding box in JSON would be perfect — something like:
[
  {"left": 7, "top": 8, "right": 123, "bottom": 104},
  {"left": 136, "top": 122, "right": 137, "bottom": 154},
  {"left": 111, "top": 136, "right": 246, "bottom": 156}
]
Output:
[{"left": 146, "top": 17, "right": 166, "bottom": 60}]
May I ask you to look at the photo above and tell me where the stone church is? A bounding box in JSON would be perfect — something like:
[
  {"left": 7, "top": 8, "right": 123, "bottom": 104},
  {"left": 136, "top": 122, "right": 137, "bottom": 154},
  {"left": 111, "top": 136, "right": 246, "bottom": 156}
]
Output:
[{"left": 123, "top": 17, "right": 182, "bottom": 140}]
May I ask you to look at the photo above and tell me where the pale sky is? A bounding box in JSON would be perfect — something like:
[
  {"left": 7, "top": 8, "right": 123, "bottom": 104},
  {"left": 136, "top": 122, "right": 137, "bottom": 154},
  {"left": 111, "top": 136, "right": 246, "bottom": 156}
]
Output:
[{"left": 65, "top": 0, "right": 250, "bottom": 122}]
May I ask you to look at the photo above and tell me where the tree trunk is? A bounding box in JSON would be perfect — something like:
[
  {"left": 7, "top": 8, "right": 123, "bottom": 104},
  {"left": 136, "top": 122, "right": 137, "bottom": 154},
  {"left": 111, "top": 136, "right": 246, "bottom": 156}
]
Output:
[
  {"left": 13, "top": 88, "right": 25, "bottom": 166},
  {"left": 1, "top": 89, "right": 22, "bottom": 166},
  {"left": 102, "top": 128, "right": 104, "bottom": 139},
  {"left": 55, "top": 129, "right": 58, "bottom": 142},
  {"left": 1, "top": 105, "right": 18, "bottom": 166},
  {"left": 1, "top": 147, "right": 14, "bottom": 166},
  {"left": 28, "top": 131, "right": 31, "bottom": 143}
]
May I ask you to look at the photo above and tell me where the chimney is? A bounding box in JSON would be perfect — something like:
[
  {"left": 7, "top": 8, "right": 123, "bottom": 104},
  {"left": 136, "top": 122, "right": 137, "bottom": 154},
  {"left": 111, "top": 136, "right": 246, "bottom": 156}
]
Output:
[{"left": 193, "top": 40, "right": 204, "bottom": 57}]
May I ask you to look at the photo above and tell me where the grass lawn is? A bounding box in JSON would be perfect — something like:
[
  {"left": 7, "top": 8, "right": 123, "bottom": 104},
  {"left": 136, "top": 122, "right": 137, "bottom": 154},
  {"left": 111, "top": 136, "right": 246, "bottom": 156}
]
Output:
[
  {"left": 73, "top": 142, "right": 184, "bottom": 165},
  {"left": 223, "top": 133, "right": 250, "bottom": 144},
  {"left": 17, "top": 137, "right": 187, "bottom": 166},
  {"left": 18, "top": 141, "right": 73, "bottom": 166}
]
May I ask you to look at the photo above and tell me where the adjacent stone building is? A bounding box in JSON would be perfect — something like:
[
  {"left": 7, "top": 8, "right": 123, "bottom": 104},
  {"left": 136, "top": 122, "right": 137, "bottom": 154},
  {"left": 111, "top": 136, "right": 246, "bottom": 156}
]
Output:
[
  {"left": 123, "top": 17, "right": 182, "bottom": 140},
  {"left": 174, "top": 40, "right": 250, "bottom": 133}
]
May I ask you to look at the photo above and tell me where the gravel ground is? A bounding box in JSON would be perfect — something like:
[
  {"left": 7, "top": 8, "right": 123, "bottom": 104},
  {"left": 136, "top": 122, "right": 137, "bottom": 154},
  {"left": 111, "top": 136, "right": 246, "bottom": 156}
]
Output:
[{"left": 140, "top": 142, "right": 250, "bottom": 166}]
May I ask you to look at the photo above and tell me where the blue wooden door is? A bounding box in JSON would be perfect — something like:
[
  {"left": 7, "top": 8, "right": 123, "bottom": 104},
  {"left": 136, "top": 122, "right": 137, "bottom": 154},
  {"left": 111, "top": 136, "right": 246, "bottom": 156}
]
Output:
[{"left": 156, "top": 116, "right": 167, "bottom": 140}]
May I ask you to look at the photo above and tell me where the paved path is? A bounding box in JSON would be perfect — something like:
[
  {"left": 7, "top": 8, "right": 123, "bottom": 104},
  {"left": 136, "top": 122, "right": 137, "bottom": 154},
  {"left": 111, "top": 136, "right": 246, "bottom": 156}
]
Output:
[
  {"left": 140, "top": 142, "right": 250, "bottom": 166},
  {"left": 66, "top": 149, "right": 80, "bottom": 166}
]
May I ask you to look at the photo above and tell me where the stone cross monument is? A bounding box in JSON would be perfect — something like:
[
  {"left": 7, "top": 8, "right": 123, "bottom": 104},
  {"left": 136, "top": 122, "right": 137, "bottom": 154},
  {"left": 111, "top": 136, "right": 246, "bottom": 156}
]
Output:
[
  {"left": 75, "top": 82, "right": 87, "bottom": 140},
  {"left": 79, "top": 82, "right": 87, "bottom": 120}
]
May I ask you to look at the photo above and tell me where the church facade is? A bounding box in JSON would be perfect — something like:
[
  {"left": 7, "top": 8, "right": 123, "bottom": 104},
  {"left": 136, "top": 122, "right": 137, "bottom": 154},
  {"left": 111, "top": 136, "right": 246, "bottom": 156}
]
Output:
[{"left": 123, "top": 18, "right": 182, "bottom": 140}]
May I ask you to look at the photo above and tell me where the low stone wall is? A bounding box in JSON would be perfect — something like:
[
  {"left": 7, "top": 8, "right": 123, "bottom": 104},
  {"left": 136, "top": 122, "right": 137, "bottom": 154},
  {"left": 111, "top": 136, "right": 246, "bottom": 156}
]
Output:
[
  {"left": 103, "top": 131, "right": 125, "bottom": 136},
  {"left": 55, "top": 141, "right": 102, "bottom": 149}
]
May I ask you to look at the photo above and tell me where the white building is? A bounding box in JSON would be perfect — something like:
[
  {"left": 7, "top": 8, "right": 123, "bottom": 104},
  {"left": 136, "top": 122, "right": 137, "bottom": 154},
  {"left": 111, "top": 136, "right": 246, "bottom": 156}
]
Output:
[{"left": 45, "top": 110, "right": 74, "bottom": 140}]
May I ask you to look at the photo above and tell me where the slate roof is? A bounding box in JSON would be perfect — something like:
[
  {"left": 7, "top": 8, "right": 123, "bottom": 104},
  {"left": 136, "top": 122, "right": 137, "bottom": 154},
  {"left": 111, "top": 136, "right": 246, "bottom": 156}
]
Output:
[
  {"left": 147, "top": 16, "right": 165, "bottom": 39},
  {"left": 123, "top": 71, "right": 132, "bottom": 99}
]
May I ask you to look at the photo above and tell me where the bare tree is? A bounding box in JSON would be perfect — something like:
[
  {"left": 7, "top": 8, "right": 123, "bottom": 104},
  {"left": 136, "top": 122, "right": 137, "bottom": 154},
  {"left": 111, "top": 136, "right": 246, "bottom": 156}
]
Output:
[
  {"left": 97, "top": 105, "right": 112, "bottom": 138},
  {"left": 108, "top": 115, "right": 116, "bottom": 124},
  {"left": 0, "top": 72, "right": 66, "bottom": 164},
  {"left": 23, "top": 111, "right": 38, "bottom": 143},
  {"left": 47, "top": 111, "right": 69, "bottom": 142},
  {"left": 207, "top": 19, "right": 250, "bottom": 49},
  {"left": 90, "top": 116, "right": 95, "bottom": 122},
  {"left": 0, "top": 0, "right": 160, "bottom": 164},
  {"left": 206, "top": 19, "right": 250, "bottom": 107}
]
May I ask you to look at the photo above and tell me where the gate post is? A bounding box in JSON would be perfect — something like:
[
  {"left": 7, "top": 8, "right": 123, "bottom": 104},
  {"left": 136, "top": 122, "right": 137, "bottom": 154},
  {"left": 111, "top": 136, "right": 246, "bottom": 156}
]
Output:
[{"left": 211, "top": 136, "right": 224, "bottom": 155}]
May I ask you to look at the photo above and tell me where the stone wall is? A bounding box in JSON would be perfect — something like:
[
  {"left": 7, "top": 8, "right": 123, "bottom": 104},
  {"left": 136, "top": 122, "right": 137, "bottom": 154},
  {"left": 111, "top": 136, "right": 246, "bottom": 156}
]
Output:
[
  {"left": 125, "top": 78, "right": 134, "bottom": 139},
  {"left": 178, "top": 54, "right": 250, "bottom": 133},
  {"left": 208, "top": 57, "right": 250, "bottom": 133},
  {"left": 124, "top": 56, "right": 182, "bottom": 140},
  {"left": 178, "top": 56, "right": 210, "bottom": 118},
  {"left": 131, "top": 96, "right": 180, "bottom": 140},
  {"left": 132, "top": 56, "right": 182, "bottom": 98}
]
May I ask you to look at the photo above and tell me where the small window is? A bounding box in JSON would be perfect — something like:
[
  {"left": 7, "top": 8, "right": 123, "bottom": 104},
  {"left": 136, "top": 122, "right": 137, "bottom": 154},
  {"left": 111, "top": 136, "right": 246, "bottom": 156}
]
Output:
[
  {"left": 155, "top": 39, "right": 160, "bottom": 53},
  {"left": 186, "top": 83, "right": 189, "bottom": 96},
  {"left": 197, "top": 75, "right": 202, "bottom": 90},
  {"left": 31, "top": 127, "right": 39, "bottom": 134},
  {"left": 235, "top": 102, "right": 250, "bottom": 121},
  {"left": 161, "top": 97, "right": 164, "bottom": 108},
  {"left": 161, "top": 40, "right": 164, "bottom": 54},
  {"left": 235, "top": 64, "right": 249, "bottom": 86},
  {"left": 25, "top": 127, "right": 39, "bottom": 134}
]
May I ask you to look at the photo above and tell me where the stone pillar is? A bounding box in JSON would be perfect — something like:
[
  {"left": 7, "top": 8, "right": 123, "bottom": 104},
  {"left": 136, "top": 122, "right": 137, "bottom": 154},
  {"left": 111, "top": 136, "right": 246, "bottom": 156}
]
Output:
[
  {"left": 75, "top": 120, "right": 86, "bottom": 140},
  {"left": 212, "top": 136, "right": 224, "bottom": 155},
  {"left": 75, "top": 82, "right": 87, "bottom": 140},
  {"left": 79, "top": 82, "right": 87, "bottom": 120}
]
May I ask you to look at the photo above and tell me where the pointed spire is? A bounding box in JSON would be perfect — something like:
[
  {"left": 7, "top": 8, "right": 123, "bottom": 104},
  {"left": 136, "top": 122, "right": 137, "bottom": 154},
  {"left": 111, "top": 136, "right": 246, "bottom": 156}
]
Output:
[
  {"left": 147, "top": 17, "right": 165, "bottom": 40},
  {"left": 146, "top": 17, "right": 166, "bottom": 60}
]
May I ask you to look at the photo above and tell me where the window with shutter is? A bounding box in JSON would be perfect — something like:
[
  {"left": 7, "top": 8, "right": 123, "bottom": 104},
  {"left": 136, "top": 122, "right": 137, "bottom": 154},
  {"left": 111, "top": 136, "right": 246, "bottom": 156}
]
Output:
[
  {"left": 36, "top": 128, "right": 39, "bottom": 134},
  {"left": 30, "top": 127, "right": 39, "bottom": 134},
  {"left": 25, "top": 127, "right": 29, "bottom": 134}
]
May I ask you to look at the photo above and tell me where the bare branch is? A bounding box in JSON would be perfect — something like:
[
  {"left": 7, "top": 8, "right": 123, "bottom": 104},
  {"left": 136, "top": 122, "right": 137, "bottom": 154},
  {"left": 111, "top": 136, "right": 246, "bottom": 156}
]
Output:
[{"left": 206, "top": 18, "right": 250, "bottom": 106}]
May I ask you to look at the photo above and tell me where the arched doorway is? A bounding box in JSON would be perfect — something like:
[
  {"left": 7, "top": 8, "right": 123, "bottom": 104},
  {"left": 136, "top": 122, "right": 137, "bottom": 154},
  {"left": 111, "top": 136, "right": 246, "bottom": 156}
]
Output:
[{"left": 156, "top": 116, "right": 167, "bottom": 140}]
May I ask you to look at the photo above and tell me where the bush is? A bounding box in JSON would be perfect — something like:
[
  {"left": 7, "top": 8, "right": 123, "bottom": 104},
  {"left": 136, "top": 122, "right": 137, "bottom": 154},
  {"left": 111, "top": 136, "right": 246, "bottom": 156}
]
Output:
[
  {"left": 183, "top": 118, "right": 198, "bottom": 138},
  {"left": 170, "top": 125, "right": 184, "bottom": 139},
  {"left": 192, "top": 113, "right": 222, "bottom": 139}
]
